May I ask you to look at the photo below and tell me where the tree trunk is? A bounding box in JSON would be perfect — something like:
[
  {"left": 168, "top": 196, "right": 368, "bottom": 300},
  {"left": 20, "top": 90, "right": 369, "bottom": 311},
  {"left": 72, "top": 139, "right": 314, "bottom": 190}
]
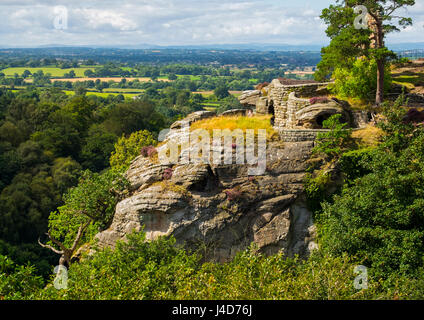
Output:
[
  {"left": 376, "top": 58, "right": 384, "bottom": 105},
  {"left": 375, "top": 19, "right": 385, "bottom": 106}
]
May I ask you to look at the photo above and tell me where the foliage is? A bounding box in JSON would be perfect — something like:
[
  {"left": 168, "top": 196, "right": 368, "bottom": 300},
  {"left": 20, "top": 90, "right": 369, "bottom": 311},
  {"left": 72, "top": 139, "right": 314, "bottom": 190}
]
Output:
[
  {"left": 140, "top": 145, "right": 158, "bottom": 158},
  {"left": 319, "top": 97, "right": 424, "bottom": 279},
  {"left": 0, "top": 254, "right": 43, "bottom": 300},
  {"left": 47, "top": 169, "right": 129, "bottom": 250},
  {"left": 110, "top": 130, "right": 157, "bottom": 171},
  {"left": 224, "top": 188, "right": 243, "bottom": 201},
  {"left": 35, "top": 232, "right": 412, "bottom": 300},
  {"left": 329, "top": 58, "right": 392, "bottom": 101},
  {"left": 339, "top": 147, "right": 374, "bottom": 184},
  {"left": 316, "top": 0, "right": 414, "bottom": 104},
  {"left": 304, "top": 171, "right": 333, "bottom": 213},
  {"left": 213, "top": 85, "right": 230, "bottom": 99},
  {"left": 38, "top": 232, "right": 200, "bottom": 300},
  {"left": 163, "top": 168, "right": 173, "bottom": 180},
  {"left": 313, "top": 114, "right": 353, "bottom": 160}
]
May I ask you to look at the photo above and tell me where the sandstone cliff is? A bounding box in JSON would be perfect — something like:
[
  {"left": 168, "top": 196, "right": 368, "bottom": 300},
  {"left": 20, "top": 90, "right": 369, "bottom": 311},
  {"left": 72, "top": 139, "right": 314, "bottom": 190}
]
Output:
[{"left": 95, "top": 112, "right": 318, "bottom": 262}]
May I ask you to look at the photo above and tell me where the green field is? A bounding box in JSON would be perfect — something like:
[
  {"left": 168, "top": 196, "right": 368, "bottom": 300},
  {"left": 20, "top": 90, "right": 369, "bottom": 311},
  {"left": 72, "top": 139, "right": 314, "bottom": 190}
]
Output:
[
  {"left": 63, "top": 90, "right": 140, "bottom": 99},
  {"left": 103, "top": 88, "right": 144, "bottom": 93},
  {"left": 176, "top": 74, "right": 202, "bottom": 81},
  {"left": 1, "top": 67, "right": 98, "bottom": 78}
]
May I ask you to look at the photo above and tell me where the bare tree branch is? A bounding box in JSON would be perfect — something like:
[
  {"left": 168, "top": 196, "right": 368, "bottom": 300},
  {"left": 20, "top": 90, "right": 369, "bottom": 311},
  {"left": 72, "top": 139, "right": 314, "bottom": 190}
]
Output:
[
  {"left": 38, "top": 238, "right": 63, "bottom": 255},
  {"left": 46, "top": 230, "right": 67, "bottom": 253},
  {"left": 71, "top": 221, "right": 91, "bottom": 252}
]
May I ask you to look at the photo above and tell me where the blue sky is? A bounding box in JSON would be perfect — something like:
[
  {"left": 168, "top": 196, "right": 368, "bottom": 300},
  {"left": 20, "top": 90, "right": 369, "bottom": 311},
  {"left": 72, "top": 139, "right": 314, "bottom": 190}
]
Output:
[{"left": 0, "top": 0, "right": 422, "bottom": 47}]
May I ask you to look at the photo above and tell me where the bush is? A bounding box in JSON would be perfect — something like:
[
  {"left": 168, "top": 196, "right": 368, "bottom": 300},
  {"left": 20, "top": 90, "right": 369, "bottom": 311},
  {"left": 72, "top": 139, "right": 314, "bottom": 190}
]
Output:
[
  {"left": 163, "top": 168, "right": 173, "bottom": 180},
  {"left": 339, "top": 148, "right": 374, "bottom": 184},
  {"left": 36, "top": 235, "right": 396, "bottom": 300},
  {"left": 224, "top": 188, "right": 242, "bottom": 201},
  {"left": 329, "top": 58, "right": 392, "bottom": 102},
  {"left": 38, "top": 232, "right": 200, "bottom": 300},
  {"left": 0, "top": 255, "right": 43, "bottom": 300},
  {"left": 141, "top": 145, "right": 158, "bottom": 158},
  {"left": 319, "top": 98, "right": 424, "bottom": 279},
  {"left": 110, "top": 130, "right": 156, "bottom": 171},
  {"left": 313, "top": 114, "right": 353, "bottom": 161}
]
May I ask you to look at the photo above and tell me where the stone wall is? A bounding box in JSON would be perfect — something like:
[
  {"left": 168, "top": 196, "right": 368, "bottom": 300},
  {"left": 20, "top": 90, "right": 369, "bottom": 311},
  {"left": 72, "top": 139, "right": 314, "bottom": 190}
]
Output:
[
  {"left": 265, "top": 79, "right": 332, "bottom": 129},
  {"left": 286, "top": 92, "right": 310, "bottom": 128},
  {"left": 278, "top": 129, "right": 330, "bottom": 142},
  {"left": 279, "top": 128, "right": 362, "bottom": 142}
]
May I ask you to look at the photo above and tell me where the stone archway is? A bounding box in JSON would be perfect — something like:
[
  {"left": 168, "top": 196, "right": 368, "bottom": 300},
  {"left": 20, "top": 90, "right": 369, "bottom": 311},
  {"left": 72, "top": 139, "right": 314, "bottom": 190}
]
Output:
[
  {"left": 268, "top": 100, "right": 275, "bottom": 126},
  {"left": 295, "top": 102, "right": 350, "bottom": 129}
]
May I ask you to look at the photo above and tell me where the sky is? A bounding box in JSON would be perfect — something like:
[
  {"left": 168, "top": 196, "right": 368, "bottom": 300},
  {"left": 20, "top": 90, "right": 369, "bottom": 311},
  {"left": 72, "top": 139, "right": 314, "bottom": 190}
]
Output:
[{"left": 0, "top": 0, "right": 423, "bottom": 48}]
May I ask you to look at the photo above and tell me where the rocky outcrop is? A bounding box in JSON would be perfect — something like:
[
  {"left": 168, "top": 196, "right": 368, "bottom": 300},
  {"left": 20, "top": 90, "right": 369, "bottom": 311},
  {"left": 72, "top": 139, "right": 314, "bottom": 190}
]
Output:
[
  {"left": 221, "top": 109, "right": 248, "bottom": 117},
  {"left": 170, "top": 110, "right": 216, "bottom": 129},
  {"left": 295, "top": 101, "right": 350, "bottom": 129},
  {"left": 95, "top": 112, "right": 318, "bottom": 262},
  {"left": 239, "top": 90, "right": 261, "bottom": 107}
]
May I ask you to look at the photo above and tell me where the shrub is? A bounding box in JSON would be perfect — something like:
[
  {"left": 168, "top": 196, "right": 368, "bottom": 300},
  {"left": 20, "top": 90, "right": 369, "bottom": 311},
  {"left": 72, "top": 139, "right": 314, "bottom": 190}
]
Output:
[
  {"left": 329, "top": 58, "right": 392, "bottom": 102},
  {"left": 339, "top": 148, "right": 374, "bottom": 184},
  {"left": 225, "top": 188, "right": 242, "bottom": 201},
  {"left": 313, "top": 114, "right": 353, "bottom": 161},
  {"left": 163, "top": 168, "right": 173, "bottom": 180},
  {"left": 0, "top": 255, "right": 43, "bottom": 300},
  {"left": 110, "top": 130, "right": 157, "bottom": 170},
  {"left": 141, "top": 145, "right": 158, "bottom": 158},
  {"left": 319, "top": 98, "right": 424, "bottom": 279}
]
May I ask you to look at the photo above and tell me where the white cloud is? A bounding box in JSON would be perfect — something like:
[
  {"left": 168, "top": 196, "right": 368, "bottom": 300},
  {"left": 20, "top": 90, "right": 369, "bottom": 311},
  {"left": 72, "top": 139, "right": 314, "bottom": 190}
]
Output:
[{"left": 0, "top": 0, "right": 422, "bottom": 47}]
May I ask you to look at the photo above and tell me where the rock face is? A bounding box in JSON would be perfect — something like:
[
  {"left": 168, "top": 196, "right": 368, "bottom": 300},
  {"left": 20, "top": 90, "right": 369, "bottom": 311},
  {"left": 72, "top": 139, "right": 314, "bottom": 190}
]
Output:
[
  {"left": 295, "top": 101, "right": 351, "bottom": 129},
  {"left": 96, "top": 113, "right": 318, "bottom": 262},
  {"left": 239, "top": 90, "right": 261, "bottom": 107}
]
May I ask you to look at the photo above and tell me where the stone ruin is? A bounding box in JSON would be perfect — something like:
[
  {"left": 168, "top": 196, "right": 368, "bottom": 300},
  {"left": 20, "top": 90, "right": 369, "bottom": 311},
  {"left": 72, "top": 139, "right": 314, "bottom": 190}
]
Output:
[{"left": 239, "top": 78, "right": 370, "bottom": 142}]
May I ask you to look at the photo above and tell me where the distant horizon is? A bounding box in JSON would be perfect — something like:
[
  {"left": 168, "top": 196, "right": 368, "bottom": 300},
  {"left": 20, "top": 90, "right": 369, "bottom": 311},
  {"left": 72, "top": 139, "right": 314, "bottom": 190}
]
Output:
[{"left": 1, "top": 41, "right": 424, "bottom": 52}]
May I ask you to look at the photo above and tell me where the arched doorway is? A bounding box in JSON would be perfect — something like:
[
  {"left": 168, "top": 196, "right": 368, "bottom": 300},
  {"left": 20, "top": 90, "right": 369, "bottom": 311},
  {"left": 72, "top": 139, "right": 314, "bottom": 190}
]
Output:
[{"left": 268, "top": 100, "right": 275, "bottom": 126}]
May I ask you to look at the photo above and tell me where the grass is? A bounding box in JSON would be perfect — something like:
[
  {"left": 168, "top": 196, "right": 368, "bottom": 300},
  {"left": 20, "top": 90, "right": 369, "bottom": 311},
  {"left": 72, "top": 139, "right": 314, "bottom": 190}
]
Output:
[
  {"left": 330, "top": 95, "right": 371, "bottom": 110},
  {"left": 392, "top": 74, "right": 424, "bottom": 90},
  {"left": 190, "top": 115, "right": 278, "bottom": 140},
  {"left": 352, "top": 125, "right": 383, "bottom": 147},
  {"left": 1, "top": 67, "right": 97, "bottom": 78},
  {"left": 151, "top": 181, "right": 190, "bottom": 197},
  {"left": 203, "top": 107, "right": 217, "bottom": 112},
  {"left": 63, "top": 90, "right": 140, "bottom": 99},
  {"left": 176, "top": 75, "right": 202, "bottom": 81},
  {"left": 103, "top": 88, "right": 144, "bottom": 93}
]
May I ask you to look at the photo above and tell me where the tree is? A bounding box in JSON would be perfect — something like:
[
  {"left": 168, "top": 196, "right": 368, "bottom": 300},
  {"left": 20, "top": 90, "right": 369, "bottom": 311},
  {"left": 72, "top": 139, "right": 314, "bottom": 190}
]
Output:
[
  {"left": 84, "top": 69, "right": 95, "bottom": 78},
  {"left": 214, "top": 85, "right": 230, "bottom": 99},
  {"left": 40, "top": 169, "right": 129, "bottom": 266},
  {"left": 317, "top": 0, "right": 415, "bottom": 105},
  {"left": 168, "top": 73, "right": 178, "bottom": 81},
  {"left": 21, "top": 70, "right": 32, "bottom": 79},
  {"left": 80, "top": 125, "right": 118, "bottom": 172}
]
